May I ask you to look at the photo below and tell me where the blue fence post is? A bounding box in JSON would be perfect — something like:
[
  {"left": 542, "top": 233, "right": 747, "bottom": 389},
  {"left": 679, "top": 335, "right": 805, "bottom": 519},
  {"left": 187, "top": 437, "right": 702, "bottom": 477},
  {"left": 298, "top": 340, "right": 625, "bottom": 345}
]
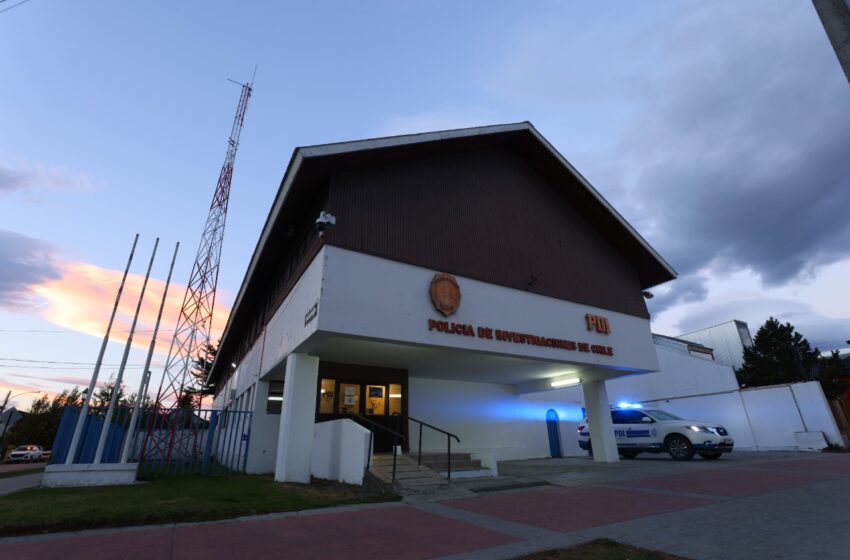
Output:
[
  {"left": 202, "top": 411, "right": 219, "bottom": 475},
  {"left": 241, "top": 413, "right": 252, "bottom": 473}
]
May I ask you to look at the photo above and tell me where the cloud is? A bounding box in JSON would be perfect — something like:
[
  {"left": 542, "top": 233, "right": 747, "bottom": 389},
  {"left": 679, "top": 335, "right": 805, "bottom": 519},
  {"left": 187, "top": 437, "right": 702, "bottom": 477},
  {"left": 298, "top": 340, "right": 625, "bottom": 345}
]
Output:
[
  {"left": 480, "top": 1, "right": 850, "bottom": 313},
  {"left": 0, "top": 162, "right": 102, "bottom": 195},
  {"left": 30, "top": 260, "right": 230, "bottom": 355},
  {"left": 0, "top": 229, "right": 62, "bottom": 310},
  {"left": 1, "top": 229, "right": 230, "bottom": 356},
  {"left": 647, "top": 274, "right": 709, "bottom": 315}
]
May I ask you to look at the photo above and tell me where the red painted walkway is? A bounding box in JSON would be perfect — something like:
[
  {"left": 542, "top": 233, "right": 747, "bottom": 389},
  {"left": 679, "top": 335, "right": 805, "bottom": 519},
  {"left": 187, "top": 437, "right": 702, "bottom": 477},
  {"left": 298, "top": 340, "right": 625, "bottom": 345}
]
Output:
[{"left": 2, "top": 453, "right": 849, "bottom": 560}]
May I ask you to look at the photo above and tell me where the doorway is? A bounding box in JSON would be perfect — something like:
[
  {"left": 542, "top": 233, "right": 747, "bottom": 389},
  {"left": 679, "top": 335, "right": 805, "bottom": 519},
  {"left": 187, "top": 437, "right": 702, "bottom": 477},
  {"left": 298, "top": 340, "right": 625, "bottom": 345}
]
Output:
[{"left": 315, "top": 362, "right": 408, "bottom": 452}]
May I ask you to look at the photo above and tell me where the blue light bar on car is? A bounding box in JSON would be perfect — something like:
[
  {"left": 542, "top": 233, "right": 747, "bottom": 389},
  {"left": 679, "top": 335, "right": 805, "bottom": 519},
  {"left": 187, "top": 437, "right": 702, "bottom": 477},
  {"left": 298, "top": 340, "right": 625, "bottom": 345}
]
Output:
[{"left": 617, "top": 402, "right": 642, "bottom": 409}]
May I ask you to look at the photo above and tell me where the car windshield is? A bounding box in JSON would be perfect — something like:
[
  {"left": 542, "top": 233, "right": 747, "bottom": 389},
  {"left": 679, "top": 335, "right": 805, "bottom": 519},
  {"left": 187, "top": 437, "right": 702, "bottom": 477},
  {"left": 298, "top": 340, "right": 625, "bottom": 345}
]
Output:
[
  {"left": 14, "top": 446, "right": 30, "bottom": 451},
  {"left": 644, "top": 410, "right": 682, "bottom": 421}
]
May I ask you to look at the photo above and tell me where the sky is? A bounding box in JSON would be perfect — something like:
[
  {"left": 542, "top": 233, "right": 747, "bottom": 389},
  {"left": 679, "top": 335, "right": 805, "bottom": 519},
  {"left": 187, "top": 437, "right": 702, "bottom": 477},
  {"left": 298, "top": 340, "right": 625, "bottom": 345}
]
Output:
[{"left": 1, "top": 1, "right": 849, "bottom": 410}]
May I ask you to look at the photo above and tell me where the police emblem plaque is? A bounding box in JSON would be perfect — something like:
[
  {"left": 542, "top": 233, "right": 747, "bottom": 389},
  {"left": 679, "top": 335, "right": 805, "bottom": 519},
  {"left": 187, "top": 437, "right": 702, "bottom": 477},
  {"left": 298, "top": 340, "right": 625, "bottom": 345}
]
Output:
[{"left": 429, "top": 273, "right": 461, "bottom": 317}]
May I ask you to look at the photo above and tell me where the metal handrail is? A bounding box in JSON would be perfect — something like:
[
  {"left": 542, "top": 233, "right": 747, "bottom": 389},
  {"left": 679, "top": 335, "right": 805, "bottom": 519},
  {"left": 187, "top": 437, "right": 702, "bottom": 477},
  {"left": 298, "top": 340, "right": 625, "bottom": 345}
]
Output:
[
  {"left": 344, "top": 413, "right": 406, "bottom": 484},
  {"left": 392, "top": 413, "right": 461, "bottom": 481}
]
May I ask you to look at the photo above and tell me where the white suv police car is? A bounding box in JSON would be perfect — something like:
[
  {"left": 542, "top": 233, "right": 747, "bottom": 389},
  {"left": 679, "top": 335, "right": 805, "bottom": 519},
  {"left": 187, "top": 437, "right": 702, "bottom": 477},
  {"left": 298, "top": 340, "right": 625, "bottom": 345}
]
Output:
[{"left": 578, "top": 406, "right": 733, "bottom": 461}]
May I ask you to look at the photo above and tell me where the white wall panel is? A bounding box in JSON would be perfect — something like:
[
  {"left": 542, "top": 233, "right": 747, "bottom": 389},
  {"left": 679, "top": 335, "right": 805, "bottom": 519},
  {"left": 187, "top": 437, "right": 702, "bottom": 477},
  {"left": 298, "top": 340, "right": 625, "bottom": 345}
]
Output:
[
  {"left": 319, "top": 247, "right": 658, "bottom": 374},
  {"left": 260, "top": 250, "right": 325, "bottom": 377}
]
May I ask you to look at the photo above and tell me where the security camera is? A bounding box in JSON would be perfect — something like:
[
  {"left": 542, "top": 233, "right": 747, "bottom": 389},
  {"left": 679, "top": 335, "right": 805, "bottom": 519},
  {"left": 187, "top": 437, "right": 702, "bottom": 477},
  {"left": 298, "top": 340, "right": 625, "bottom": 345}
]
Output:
[{"left": 315, "top": 211, "right": 337, "bottom": 234}]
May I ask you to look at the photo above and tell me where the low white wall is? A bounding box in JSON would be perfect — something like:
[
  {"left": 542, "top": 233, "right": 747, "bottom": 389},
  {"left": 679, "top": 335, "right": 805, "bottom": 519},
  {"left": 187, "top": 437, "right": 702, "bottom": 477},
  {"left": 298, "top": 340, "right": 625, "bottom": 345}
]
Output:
[
  {"left": 244, "top": 379, "right": 280, "bottom": 474},
  {"left": 311, "top": 419, "right": 371, "bottom": 485},
  {"left": 531, "top": 347, "right": 843, "bottom": 452},
  {"left": 789, "top": 382, "right": 843, "bottom": 442},
  {"left": 42, "top": 463, "right": 138, "bottom": 488}
]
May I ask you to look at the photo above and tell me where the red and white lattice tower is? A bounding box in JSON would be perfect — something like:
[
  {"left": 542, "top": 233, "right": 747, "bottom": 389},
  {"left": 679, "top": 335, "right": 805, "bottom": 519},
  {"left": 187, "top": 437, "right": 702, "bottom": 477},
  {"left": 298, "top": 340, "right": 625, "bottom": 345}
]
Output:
[{"left": 153, "top": 79, "right": 252, "bottom": 412}]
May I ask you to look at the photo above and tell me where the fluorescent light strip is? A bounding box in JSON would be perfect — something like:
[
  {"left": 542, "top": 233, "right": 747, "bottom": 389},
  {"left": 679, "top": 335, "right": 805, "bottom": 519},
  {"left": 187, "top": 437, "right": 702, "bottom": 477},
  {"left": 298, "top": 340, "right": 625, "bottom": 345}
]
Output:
[{"left": 550, "top": 377, "right": 581, "bottom": 388}]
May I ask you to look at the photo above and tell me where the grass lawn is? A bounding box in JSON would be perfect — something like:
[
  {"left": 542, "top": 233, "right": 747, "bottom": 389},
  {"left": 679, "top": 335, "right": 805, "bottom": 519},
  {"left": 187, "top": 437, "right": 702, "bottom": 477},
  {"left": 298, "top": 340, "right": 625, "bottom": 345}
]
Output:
[
  {"left": 0, "top": 467, "right": 45, "bottom": 480},
  {"left": 0, "top": 474, "right": 399, "bottom": 537},
  {"left": 518, "top": 539, "right": 686, "bottom": 560}
]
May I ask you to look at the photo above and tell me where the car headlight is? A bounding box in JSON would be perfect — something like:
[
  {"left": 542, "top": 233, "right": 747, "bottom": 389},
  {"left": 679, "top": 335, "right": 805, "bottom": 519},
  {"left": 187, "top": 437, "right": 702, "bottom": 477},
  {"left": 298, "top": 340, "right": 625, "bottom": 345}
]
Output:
[{"left": 688, "top": 425, "right": 710, "bottom": 433}]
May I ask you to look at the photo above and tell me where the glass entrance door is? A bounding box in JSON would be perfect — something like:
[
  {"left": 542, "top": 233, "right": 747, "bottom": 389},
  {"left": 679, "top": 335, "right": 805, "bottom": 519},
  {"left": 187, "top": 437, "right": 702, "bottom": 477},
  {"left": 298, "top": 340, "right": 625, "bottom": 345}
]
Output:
[{"left": 315, "top": 376, "right": 406, "bottom": 452}]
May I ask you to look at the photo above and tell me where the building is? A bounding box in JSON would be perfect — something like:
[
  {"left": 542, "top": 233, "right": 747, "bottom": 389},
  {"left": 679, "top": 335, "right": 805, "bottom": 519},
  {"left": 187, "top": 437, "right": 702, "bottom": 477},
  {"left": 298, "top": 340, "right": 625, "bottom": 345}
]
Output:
[
  {"left": 678, "top": 320, "right": 753, "bottom": 371},
  {"left": 208, "top": 122, "right": 677, "bottom": 483}
]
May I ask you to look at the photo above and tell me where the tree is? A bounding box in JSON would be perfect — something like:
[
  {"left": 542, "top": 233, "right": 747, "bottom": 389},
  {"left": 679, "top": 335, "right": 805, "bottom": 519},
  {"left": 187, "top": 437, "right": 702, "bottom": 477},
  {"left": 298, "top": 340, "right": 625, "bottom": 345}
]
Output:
[
  {"left": 5, "top": 387, "right": 84, "bottom": 448},
  {"left": 178, "top": 341, "right": 218, "bottom": 409},
  {"left": 817, "top": 350, "right": 850, "bottom": 399},
  {"left": 91, "top": 375, "right": 127, "bottom": 411},
  {"left": 737, "top": 317, "right": 819, "bottom": 388}
]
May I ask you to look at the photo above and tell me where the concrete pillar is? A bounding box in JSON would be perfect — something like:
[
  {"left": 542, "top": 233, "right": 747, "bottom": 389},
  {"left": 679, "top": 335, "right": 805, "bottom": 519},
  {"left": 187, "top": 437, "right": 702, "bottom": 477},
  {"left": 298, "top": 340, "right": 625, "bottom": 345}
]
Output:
[
  {"left": 582, "top": 379, "right": 619, "bottom": 463},
  {"left": 275, "top": 353, "right": 319, "bottom": 483}
]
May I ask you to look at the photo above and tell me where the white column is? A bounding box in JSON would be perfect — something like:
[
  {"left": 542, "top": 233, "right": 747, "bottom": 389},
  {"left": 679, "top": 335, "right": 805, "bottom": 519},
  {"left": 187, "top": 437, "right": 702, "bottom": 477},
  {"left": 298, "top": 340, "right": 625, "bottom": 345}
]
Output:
[
  {"left": 582, "top": 379, "right": 619, "bottom": 463},
  {"left": 275, "top": 353, "right": 319, "bottom": 483}
]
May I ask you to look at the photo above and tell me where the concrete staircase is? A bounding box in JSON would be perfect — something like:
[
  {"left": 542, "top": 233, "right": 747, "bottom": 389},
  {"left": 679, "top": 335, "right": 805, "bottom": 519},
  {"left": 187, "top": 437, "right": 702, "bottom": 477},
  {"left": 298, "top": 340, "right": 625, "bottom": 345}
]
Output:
[
  {"left": 410, "top": 452, "right": 488, "bottom": 476},
  {"left": 369, "top": 453, "right": 451, "bottom": 495},
  {"left": 369, "top": 452, "right": 492, "bottom": 498}
]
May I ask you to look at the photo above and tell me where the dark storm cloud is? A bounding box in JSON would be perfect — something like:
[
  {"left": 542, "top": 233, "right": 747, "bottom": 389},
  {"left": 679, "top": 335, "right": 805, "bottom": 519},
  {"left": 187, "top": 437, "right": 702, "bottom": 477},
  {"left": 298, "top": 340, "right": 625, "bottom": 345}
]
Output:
[
  {"left": 615, "top": 2, "right": 850, "bottom": 312},
  {"left": 0, "top": 229, "right": 61, "bottom": 310},
  {"left": 646, "top": 275, "right": 708, "bottom": 315},
  {"left": 486, "top": 2, "right": 850, "bottom": 316}
]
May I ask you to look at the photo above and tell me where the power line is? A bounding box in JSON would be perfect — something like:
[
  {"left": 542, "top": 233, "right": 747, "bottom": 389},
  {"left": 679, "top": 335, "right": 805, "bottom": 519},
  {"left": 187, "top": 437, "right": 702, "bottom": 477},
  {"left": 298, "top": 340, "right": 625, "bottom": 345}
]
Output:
[
  {"left": 0, "top": 357, "right": 149, "bottom": 366},
  {"left": 0, "top": 364, "right": 146, "bottom": 370},
  {"left": 0, "top": 328, "right": 178, "bottom": 333}
]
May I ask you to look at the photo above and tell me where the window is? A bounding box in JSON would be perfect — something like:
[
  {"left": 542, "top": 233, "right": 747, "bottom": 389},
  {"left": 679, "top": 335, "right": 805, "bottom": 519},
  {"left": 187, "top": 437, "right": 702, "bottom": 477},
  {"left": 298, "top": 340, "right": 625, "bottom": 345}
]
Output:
[
  {"left": 267, "top": 381, "right": 284, "bottom": 414},
  {"left": 365, "top": 385, "right": 386, "bottom": 416},
  {"left": 645, "top": 409, "right": 682, "bottom": 421},
  {"left": 388, "top": 384, "right": 402, "bottom": 416},
  {"left": 338, "top": 383, "right": 360, "bottom": 414},
  {"left": 611, "top": 410, "right": 629, "bottom": 424},
  {"left": 319, "top": 379, "right": 335, "bottom": 414}
]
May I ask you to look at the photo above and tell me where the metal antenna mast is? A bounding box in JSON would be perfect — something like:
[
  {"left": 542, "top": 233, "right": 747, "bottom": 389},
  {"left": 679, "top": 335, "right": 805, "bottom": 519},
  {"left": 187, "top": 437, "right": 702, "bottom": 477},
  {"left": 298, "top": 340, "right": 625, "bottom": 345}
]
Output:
[{"left": 154, "top": 78, "right": 253, "bottom": 411}]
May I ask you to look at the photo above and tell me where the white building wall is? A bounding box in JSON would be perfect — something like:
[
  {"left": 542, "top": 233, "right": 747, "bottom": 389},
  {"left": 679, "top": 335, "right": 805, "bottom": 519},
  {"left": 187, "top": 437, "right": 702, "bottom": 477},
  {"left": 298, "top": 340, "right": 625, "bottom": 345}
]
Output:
[
  {"left": 259, "top": 249, "right": 325, "bottom": 377},
  {"left": 789, "top": 381, "right": 844, "bottom": 439},
  {"left": 408, "top": 377, "right": 586, "bottom": 465},
  {"left": 319, "top": 246, "right": 659, "bottom": 375},
  {"left": 244, "top": 378, "right": 279, "bottom": 473},
  {"left": 550, "top": 345, "right": 842, "bottom": 451},
  {"left": 678, "top": 321, "right": 752, "bottom": 370}
]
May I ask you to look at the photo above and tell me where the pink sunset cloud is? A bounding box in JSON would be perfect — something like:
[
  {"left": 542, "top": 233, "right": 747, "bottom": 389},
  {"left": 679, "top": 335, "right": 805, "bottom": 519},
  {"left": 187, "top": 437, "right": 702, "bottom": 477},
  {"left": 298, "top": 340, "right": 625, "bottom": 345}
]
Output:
[{"left": 30, "top": 260, "right": 230, "bottom": 356}]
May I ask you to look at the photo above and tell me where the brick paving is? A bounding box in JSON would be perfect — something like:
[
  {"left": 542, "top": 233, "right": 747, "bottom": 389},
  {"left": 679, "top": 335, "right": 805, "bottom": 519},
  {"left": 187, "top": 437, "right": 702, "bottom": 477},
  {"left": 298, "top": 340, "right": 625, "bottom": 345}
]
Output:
[{"left": 1, "top": 452, "right": 849, "bottom": 559}]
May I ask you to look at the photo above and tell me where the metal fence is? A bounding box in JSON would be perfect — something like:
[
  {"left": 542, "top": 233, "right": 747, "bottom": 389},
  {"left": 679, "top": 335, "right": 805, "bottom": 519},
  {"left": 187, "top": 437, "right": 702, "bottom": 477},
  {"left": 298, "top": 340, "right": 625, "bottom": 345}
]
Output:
[{"left": 51, "top": 406, "right": 253, "bottom": 478}]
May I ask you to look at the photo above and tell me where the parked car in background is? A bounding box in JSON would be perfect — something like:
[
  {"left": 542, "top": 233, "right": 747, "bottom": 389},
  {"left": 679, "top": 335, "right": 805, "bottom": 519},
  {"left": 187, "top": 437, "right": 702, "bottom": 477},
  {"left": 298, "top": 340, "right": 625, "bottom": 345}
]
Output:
[
  {"left": 6, "top": 445, "right": 44, "bottom": 463},
  {"left": 41, "top": 449, "right": 52, "bottom": 462},
  {"left": 578, "top": 405, "right": 734, "bottom": 461}
]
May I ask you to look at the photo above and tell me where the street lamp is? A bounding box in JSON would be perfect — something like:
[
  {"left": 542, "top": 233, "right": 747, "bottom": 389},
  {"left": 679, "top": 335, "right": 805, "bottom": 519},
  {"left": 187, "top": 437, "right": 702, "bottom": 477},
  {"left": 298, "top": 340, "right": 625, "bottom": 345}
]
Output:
[
  {"left": 0, "top": 390, "right": 42, "bottom": 416},
  {"left": 0, "top": 390, "right": 42, "bottom": 457}
]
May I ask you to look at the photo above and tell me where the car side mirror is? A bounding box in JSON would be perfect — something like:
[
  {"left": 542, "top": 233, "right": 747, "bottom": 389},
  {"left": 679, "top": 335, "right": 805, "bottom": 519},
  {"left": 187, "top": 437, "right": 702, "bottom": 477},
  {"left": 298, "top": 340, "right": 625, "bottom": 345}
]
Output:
[{"left": 641, "top": 416, "right": 653, "bottom": 423}]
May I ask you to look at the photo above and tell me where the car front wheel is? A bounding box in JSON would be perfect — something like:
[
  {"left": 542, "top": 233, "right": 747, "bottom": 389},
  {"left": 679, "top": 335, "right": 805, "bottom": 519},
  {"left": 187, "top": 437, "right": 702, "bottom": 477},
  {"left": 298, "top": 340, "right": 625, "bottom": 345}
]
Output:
[{"left": 666, "top": 434, "right": 695, "bottom": 461}]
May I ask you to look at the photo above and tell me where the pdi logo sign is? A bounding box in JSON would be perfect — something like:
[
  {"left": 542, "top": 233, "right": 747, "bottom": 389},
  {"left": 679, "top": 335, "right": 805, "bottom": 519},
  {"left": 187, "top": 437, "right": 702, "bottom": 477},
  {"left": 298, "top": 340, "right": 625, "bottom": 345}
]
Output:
[{"left": 585, "top": 313, "right": 611, "bottom": 335}]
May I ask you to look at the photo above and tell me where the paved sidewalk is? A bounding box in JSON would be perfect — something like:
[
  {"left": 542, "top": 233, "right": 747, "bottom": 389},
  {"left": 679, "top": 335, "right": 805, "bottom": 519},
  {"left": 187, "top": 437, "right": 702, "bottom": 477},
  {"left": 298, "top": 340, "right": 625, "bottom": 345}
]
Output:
[
  {"left": 0, "top": 473, "right": 42, "bottom": 497},
  {"left": 1, "top": 452, "right": 849, "bottom": 559}
]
